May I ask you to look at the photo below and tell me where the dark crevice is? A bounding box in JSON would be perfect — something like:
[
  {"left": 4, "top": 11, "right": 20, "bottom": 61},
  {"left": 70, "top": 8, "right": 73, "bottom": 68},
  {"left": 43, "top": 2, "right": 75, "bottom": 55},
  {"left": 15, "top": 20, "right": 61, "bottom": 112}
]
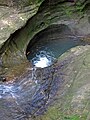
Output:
[
  {"left": 0, "top": 76, "right": 6, "bottom": 82},
  {"left": 38, "top": 0, "right": 75, "bottom": 13},
  {"left": 82, "top": 3, "right": 90, "bottom": 11}
]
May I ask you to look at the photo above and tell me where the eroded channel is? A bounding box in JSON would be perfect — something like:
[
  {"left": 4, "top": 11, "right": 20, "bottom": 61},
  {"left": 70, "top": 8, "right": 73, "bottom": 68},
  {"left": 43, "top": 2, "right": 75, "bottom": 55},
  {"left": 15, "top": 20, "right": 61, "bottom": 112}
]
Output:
[{"left": 0, "top": 24, "right": 86, "bottom": 120}]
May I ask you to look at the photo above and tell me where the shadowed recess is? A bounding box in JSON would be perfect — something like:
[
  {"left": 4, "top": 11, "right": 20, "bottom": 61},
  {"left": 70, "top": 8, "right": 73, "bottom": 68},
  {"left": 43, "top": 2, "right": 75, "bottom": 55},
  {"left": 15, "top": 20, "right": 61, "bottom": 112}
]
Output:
[{"left": 26, "top": 24, "right": 84, "bottom": 68}]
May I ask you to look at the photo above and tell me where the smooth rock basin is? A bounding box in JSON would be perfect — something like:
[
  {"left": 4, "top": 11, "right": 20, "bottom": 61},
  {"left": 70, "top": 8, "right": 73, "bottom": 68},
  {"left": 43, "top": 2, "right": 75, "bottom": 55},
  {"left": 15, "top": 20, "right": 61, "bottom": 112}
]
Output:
[
  {"left": 0, "top": 24, "right": 87, "bottom": 120},
  {"left": 26, "top": 24, "right": 84, "bottom": 68}
]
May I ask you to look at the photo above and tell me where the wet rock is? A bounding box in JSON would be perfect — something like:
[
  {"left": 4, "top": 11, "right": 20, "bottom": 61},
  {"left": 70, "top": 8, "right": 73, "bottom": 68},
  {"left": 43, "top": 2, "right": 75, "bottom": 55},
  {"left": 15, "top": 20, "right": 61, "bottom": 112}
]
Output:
[
  {"left": 0, "top": 0, "right": 90, "bottom": 120},
  {"left": 0, "top": 45, "right": 90, "bottom": 120}
]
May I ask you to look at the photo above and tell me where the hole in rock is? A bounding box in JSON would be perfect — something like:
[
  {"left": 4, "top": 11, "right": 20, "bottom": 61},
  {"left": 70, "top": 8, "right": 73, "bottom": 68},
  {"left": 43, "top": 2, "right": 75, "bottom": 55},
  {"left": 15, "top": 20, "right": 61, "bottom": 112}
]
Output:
[{"left": 26, "top": 24, "right": 84, "bottom": 68}]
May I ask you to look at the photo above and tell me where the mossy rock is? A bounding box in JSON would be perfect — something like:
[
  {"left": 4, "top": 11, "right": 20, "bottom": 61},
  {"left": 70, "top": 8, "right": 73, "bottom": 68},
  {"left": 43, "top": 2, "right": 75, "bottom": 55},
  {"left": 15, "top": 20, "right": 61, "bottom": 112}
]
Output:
[
  {"left": 0, "top": 0, "right": 90, "bottom": 120},
  {"left": 36, "top": 45, "right": 90, "bottom": 120}
]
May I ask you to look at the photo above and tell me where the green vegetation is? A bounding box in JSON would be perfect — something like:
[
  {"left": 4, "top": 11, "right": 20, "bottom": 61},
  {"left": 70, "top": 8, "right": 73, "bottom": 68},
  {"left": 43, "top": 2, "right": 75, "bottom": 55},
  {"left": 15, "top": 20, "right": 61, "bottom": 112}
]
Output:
[
  {"left": 63, "top": 1, "right": 86, "bottom": 18},
  {"left": 64, "top": 115, "right": 80, "bottom": 120}
]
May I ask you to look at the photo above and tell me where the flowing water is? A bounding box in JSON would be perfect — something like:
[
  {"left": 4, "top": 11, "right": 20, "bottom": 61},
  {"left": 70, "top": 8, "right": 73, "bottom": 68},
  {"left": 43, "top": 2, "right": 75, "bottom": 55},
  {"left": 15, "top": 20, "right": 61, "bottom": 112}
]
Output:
[{"left": 0, "top": 25, "right": 85, "bottom": 119}]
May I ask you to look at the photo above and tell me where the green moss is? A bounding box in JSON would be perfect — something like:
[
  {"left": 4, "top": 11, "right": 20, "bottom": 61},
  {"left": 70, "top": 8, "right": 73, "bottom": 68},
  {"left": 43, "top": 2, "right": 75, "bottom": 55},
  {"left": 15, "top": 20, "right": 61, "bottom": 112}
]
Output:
[
  {"left": 37, "top": 106, "right": 81, "bottom": 120},
  {"left": 61, "top": 0, "right": 88, "bottom": 19},
  {"left": 37, "top": 106, "right": 61, "bottom": 120},
  {"left": 75, "top": 3, "right": 86, "bottom": 15},
  {"left": 37, "top": 105, "right": 89, "bottom": 120},
  {"left": 64, "top": 115, "right": 80, "bottom": 120}
]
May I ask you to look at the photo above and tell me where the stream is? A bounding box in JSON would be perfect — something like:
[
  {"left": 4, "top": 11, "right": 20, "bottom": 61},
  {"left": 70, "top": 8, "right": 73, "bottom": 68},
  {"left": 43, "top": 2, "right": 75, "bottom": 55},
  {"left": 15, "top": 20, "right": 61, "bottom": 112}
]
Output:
[{"left": 0, "top": 24, "right": 86, "bottom": 120}]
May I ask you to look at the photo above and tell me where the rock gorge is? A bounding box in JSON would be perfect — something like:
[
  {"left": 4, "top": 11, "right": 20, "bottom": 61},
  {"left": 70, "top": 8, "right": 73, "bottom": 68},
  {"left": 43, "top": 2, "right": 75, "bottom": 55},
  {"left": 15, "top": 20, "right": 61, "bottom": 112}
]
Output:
[{"left": 0, "top": 0, "right": 90, "bottom": 120}]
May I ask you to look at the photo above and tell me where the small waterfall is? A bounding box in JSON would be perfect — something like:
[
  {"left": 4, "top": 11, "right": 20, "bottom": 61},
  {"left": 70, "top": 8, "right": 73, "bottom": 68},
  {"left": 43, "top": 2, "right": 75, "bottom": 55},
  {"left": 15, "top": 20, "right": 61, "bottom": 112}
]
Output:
[{"left": 0, "top": 24, "right": 87, "bottom": 119}]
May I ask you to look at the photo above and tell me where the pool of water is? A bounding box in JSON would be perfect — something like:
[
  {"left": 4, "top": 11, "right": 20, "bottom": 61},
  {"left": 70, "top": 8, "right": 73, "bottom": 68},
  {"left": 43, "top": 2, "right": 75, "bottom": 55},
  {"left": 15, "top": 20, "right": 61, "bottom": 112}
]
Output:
[
  {"left": 0, "top": 25, "right": 87, "bottom": 119},
  {"left": 26, "top": 25, "right": 83, "bottom": 68}
]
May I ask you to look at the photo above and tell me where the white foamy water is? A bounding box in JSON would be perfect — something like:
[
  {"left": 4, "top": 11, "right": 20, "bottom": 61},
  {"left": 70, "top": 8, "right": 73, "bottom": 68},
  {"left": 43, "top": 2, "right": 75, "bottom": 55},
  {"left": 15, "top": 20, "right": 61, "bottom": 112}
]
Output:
[
  {"left": 33, "top": 56, "right": 52, "bottom": 68},
  {"left": 31, "top": 51, "right": 55, "bottom": 68}
]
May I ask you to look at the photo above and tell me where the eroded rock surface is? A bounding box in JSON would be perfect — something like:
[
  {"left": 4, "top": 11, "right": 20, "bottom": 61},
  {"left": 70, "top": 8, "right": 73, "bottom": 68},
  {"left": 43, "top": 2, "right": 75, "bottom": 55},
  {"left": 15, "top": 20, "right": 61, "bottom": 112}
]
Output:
[
  {"left": 0, "top": 45, "right": 90, "bottom": 120},
  {"left": 0, "top": 0, "right": 90, "bottom": 120},
  {"left": 38, "top": 45, "right": 90, "bottom": 120}
]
